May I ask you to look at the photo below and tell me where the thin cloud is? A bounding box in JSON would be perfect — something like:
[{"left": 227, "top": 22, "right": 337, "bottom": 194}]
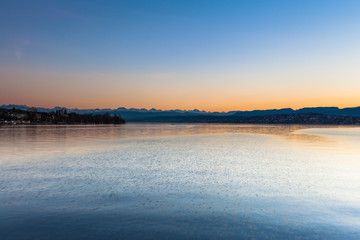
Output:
[
  {"left": 15, "top": 51, "right": 23, "bottom": 60},
  {"left": 22, "top": 39, "right": 30, "bottom": 45},
  {"left": 52, "top": 8, "right": 87, "bottom": 20},
  {"left": 150, "top": 72, "right": 174, "bottom": 80},
  {"left": 13, "top": 39, "right": 30, "bottom": 61}
]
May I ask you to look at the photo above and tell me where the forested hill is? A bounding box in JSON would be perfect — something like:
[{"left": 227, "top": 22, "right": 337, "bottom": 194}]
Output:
[{"left": 0, "top": 108, "right": 125, "bottom": 125}]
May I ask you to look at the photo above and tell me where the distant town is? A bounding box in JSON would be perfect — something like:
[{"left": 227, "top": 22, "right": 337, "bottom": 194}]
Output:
[
  {"left": 1, "top": 105, "right": 360, "bottom": 125},
  {"left": 0, "top": 107, "right": 125, "bottom": 125}
]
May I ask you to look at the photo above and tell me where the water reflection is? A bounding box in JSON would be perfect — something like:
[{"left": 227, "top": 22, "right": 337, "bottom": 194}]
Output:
[
  {"left": 0, "top": 124, "right": 360, "bottom": 239},
  {"left": 0, "top": 124, "right": 341, "bottom": 159}
]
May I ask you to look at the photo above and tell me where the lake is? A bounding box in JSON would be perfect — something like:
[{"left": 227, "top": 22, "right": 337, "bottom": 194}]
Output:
[{"left": 1, "top": 124, "right": 360, "bottom": 239}]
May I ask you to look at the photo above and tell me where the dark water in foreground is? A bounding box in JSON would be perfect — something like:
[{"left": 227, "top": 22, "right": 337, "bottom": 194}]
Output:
[{"left": 1, "top": 124, "right": 360, "bottom": 239}]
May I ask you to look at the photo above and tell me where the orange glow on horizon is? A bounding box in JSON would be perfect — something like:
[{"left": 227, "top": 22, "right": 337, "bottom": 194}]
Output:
[{"left": 1, "top": 66, "right": 359, "bottom": 112}]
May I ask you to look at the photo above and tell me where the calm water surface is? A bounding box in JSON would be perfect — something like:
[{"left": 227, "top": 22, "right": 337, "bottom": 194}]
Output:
[{"left": 1, "top": 124, "right": 360, "bottom": 239}]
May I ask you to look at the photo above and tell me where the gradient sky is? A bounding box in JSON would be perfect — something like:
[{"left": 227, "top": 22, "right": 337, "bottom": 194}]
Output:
[{"left": 1, "top": 0, "right": 360, "bottom": 111}]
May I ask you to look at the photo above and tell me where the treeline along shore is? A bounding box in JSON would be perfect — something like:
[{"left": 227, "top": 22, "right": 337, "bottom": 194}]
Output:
[
  {"left": 130, "top": 113, "right": 360, "bottom": 125},
  {"left": 0, "top": 108, "right": 125, "bottom": 125}
]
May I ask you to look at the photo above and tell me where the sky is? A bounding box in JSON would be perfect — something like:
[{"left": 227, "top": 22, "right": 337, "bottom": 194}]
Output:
[{"left": 1, "top": 0, "right": 360, "bottom": 111}]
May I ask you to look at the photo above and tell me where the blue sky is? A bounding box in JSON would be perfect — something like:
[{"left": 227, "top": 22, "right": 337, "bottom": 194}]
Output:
[{"left": 1, "top": 0, "right": 360, "bottom": 110}]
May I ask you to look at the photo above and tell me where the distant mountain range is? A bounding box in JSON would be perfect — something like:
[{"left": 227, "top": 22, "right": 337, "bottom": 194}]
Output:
[{"left": 1, "top": 104, "right": 360, "bottom": 123}]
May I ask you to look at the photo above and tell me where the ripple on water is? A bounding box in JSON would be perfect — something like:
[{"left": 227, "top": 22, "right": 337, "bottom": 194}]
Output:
[{"left": 1, "top": 124, "right": 360, "bottom": 239}]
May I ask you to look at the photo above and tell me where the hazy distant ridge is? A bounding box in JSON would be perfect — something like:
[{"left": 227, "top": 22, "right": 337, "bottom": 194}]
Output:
[{"left": 231, "top": 107, "right": 360, "bottom": 117}]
